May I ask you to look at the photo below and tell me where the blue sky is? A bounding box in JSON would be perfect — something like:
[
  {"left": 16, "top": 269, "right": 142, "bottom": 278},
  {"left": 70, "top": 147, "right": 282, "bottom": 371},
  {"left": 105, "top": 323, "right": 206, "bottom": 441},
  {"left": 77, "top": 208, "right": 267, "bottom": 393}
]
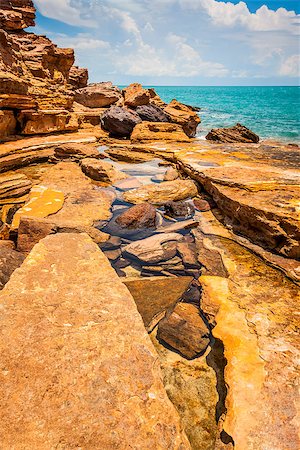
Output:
[{"left": 31, "top": 0, "right": 300, "bottom": 86}]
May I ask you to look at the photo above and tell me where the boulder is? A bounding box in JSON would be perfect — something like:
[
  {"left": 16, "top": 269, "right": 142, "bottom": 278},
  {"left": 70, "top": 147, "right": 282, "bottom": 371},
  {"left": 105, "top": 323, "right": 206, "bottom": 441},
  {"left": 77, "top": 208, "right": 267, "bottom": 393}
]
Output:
[
  {"left": 136, "top": 104, "right": 169, "bottom": 122},
  {"left": 75, "top": 82, "right": 122, "bottom": 108},
  {"left": 81, "top": 158, "right": 128, "bottom": 183},
  {"left": 54, "top": 143, "right": 100, "bottom": 160},
  {"left": 0, "top": 240, "right": 24, "bottom": 289},
  {"left": 206, "top": 123, "right": 259, "bottom": 143},
  {"left": 123, "top": 83, "right": 150, "bottom": 108},
  {"left": 123, "top": 276, "right": 193, "bottom": 331},
  {"left": 0, "top": 110, "right": 16, "bottom": 138},
  {"left": 164, "top": 201, "right": 195, "bottom": 218},
  {"left": 68, "top": 66, "right": 88, "bottom": 89},
  {"left": 101, "top": 106, "right": 142, "bottom": 137},
  {"left": 177, "top": 242, "right": 199, "bottom": 268},
  {"left": 164, "top": 100, "right": 201, "bottom": 137},
  {"left": 148, "top": 88, "right": 166, "bottom": 108},
  {"left": 131, "top": 122, "right": 190, "bottom": 142},
  {"left": 17, "top": 110, "right": 79, "bottom": 135},
  {"left": 123, "top": 180, "right": 198, "bottom": 204},
  {"left": 116, "top": 203, "right": 157, "bottom": 229},
  {"left": 193, "top": 198, "right": 211, "bottom": 212},
  {"left": 0, "top": 173, "right": 31, "bottom": 203},
  {"left": 0, "top": 233, "right": 190, "bottom": 448},
  {"left": 164, "top": 167, "right": 179, "bottom": 181},
  {"left": 123, "top": 233, "right": 182, "bottom": 264},
  {"left": 157, "top": 303, "right": 210, "bottom": 359}
]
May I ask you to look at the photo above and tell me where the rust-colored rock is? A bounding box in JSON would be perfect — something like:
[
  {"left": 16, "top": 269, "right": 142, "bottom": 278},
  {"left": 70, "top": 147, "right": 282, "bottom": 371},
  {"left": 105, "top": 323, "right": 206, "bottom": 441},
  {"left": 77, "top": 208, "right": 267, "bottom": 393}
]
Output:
[
  {"left": 68, "top": 66, "right": 88, "bottom": 89},
  {"left": 123, "top": 180, "right": 198, "bottom": 204},
  {"left": 0, "top": 233, "right": 190, "bottom": 449},
  {"left": 123, "top": 83, "right": 150, "bottom": 108},
  {"left": 75, "top": 82, "right": 122, "bottom": 108},
  {"left": 17, "top": 217, "right": 57, "bottom": 253},
  {"left": 164, "top": 99, "right": 201, "bottom": 138},
  {"left": 54, "top": 142, "right": 100, "bottom": 160},
  {"left": 123, "top": 233, "right": 182, "bottom": 264},
  {"left": 157, "top": 302, "right": 210, "bottom": 359},
  {"left": 81, "top": 158, "right": 128, "bottom": 183},
  {"left": 0, "top": 0, "right": 35, "bottom": 30},
  {"left": 18, "top": 110, "right": 79, "bottom": 135},
  {"left": 0, "top": 110, "right": 16, "bottom": 138},
  {"left": 148, "top": 88, "right": 166, "bottom": 108},
  {"left": 131, "top": 122, "right": 190, "bottom": 142},
  {"left": 116, "top": 203, "right": 157, "bottom": 229},
  {"left": 206, "top": 123, "right": 259, "bottom": 143},
  {"left": 123, "top": 276, "right": 193, "bottom": 331},
  {"left": 0, "top": 173, "right": 31, "bottom": 203}
]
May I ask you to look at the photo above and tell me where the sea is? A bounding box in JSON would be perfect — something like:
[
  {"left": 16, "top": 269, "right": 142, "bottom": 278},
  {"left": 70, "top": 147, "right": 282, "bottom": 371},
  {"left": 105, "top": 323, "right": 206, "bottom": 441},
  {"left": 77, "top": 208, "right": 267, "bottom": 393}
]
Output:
[{"left": 144, "top": 86, "right": 300, "bottom": 143}]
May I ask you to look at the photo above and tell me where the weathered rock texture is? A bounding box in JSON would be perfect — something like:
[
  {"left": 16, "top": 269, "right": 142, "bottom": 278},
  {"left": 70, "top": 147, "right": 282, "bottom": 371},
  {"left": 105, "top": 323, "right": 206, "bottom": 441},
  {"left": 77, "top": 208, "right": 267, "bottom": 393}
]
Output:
[
  {"left": 123, "top": 233, "right": 182, "bottom": 264},
  {"left": 123, "top": 83, "right": 150, "bottom": 108},
  {"left": 0, "top": 240, "right": 24, "bottom": 289},
  {"left": 81, "top": 158, "right": 128, "bottom": 183},
  {"left": 131, "top": 122, "right": 190, "bottom": 142},
  {"left": 0, "top": 233, "right": 190, "bottom": 448},
  {"left": 0, "top": 0, "right": 88, "bottom": 137},
  {"left": 75, "top": 82, "right": 122, "bottom": 108},
  {"left": 206, "top": 123, "right": 259, "bottom": 143},
  {"left": 123, "top": 179, "right": 198, "bottom": 204},
  {"left": 164, "top": 100, "right": 201, "bottom": 137},
  {"left": 116, "top": 203, "right": 157, "bottom": 229},
  {"left": 136, "top": 104, "right": 169, "bottom": 123},
  {"left": 101, "top": 106, "right": 142, "bottom": 137}
]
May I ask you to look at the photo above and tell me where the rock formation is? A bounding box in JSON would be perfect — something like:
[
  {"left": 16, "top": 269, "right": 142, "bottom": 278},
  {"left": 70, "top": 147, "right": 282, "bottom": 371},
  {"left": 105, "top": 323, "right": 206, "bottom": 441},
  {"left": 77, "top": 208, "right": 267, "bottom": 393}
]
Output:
[{"left": 206, "top": 123, "right": 259, "bottom": 143}]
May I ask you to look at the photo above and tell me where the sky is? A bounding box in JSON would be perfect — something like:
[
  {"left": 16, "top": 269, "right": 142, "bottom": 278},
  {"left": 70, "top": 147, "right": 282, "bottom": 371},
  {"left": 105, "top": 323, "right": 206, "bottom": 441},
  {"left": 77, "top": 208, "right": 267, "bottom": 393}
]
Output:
[{"left": 30, "top": 0, "right": 300, "bottom": 86}]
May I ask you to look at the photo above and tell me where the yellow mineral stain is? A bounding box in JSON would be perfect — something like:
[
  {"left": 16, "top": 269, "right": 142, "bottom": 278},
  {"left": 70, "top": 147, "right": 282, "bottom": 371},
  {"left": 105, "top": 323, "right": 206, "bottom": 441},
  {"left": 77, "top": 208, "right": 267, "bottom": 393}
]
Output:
[
  {"left": 204, "top": 273, "right": 266, "bottom": 450},
  {"left": 11, "top": 185, "right": 64, "bottom": 229}
]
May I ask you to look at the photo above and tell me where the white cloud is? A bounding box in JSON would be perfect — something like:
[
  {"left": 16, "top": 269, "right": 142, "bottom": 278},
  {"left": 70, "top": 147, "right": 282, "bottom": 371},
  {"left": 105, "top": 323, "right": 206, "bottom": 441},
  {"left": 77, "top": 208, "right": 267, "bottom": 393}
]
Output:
[
  {"left": 181, "top": 0, "right": 299, "bottom": 33},
  {"left": 279, "top": 54, "right": 300, "bottom": 77},
  {"left": 52, "top": 33, "right": 110, "bottom": 50},
  {"left": 34, "top": 0, "right": 97, "bottom": 27}
]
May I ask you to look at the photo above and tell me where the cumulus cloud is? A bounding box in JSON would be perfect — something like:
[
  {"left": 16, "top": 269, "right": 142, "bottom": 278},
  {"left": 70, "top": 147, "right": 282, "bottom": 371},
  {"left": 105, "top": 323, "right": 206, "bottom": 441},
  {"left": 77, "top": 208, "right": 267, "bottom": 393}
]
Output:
[
  {"left": 53, "top": 33, "right": 110, "bottom": 50},
  {"left": 34, "top": 0, "right": 97, "bottom": 27}
]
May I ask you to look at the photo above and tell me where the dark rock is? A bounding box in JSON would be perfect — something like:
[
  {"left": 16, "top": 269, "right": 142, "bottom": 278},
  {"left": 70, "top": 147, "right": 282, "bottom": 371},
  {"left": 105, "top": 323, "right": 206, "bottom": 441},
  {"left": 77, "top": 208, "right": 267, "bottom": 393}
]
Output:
[
  {"left": 101, "top": 236, "right": 121, "bottom": 250},
  {"left": 157, "top": 303, "right": 210, "bottom": 359},
  {"left": 103, "top": 248, "right": 121, "bottom": 261},
  {"left": 101, "top": 106, "right": 142, "bottom": 137},
  {"left": 116, "top": 203, "right": 157, "bottom": 229},
  {"left": 136, "top": 104, "right": 169, "bottom": 122},
  {"left": 164, "top": 201, "right": 195, "bottom": 218},
  {"left": 206, "top": 123, "right": 259, "bottom": 143},
  {"left": 0, "top": 240, "right": 25, "bottom": 289}
]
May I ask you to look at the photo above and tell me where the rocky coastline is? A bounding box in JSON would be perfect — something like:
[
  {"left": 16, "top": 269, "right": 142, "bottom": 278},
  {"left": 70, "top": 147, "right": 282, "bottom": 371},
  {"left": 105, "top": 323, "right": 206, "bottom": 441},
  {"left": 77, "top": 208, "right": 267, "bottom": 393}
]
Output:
[{"left": 0, "top": 2, "right": 299, "bottom": 450}]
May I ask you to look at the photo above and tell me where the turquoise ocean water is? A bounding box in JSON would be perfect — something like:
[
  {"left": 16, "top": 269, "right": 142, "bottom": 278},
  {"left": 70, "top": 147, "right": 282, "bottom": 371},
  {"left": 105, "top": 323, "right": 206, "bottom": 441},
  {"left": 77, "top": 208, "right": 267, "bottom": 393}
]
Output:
[{"left": 145, "top": 86, "right": 300, "bottom": 143}]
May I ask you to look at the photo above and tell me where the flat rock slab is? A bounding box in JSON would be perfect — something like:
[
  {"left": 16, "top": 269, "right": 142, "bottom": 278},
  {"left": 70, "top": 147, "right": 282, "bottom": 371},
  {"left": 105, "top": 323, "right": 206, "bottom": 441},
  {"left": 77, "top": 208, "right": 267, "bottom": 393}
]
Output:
[
  {"left": 0, "top": 233, "right": 190, "bottom": 449},
  {"left": 123, "top": 276, "right": 193, "bottom": 331}
]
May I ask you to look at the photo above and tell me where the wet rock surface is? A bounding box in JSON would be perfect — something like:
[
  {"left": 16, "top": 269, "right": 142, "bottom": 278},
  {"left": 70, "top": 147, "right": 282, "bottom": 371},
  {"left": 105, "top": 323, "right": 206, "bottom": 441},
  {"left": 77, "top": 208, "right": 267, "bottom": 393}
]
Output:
[
  {"left": 157, "top": 302, "right": 210, "bottom": 359},
  {"left": 116, "top": 203, "right": 157, "bottom": 229},
  {"left": 206, "top": 123, "right": 259, "bottom": 143}
]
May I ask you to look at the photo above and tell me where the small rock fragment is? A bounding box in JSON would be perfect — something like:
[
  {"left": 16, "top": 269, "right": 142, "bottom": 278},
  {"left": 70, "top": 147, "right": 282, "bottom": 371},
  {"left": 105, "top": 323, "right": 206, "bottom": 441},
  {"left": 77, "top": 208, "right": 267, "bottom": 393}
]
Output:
[{"left": 116, "top": 203, "right": 157, "bottom": 229}]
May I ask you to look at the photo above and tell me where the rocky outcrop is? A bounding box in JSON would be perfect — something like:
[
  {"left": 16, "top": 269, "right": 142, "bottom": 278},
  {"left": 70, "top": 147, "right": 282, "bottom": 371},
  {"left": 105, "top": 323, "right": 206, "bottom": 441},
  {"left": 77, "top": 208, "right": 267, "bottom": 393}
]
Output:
[
  {"left": 136, "top": 104, "right": 169, "bottom": 122},
  {"left": 164, "top": 201, "right": 195, "bottom": 218},
  {"left": 164, "top": 166, "right": 179, "bottom": 181},
  {"left": 17, "top": 110, "right": 79, "bottom": 135},
  {"left": 164, "top": 100, "right": 201, "bottom": 137},
  {"left": 0, "top": 110, "right": 16, "bottom": 137},
  {"left": 123, "top": 83, "right": 150, "bottom": 108},
  {"left": 0, "top": 233, "right": 190, "bottom": 448},
  {"left": 131, "top": 122, "right": 190, "bottom": 142},
  {"left": 0, "top": 0, "right": 35, "bottom": 31},
  {"left": 0, "top": 173, "right": 31, "bottom": 203},
  {"left": 101, "top": 106, "right": 142, "bottom": 137},
  {"left": 75, "top": 82, "right": 122, "bottom": 108},
  {"left": 116, "top": 203, "right": 157, "bottom": 229},
  {"left": 206, "top": 123, "right": 259, "bottom": 143},
  {"left": 81, "top": 157, "right": 128, "bottom": 183},
  {"left": 148, "top": 88, "right": 166, "bottom": 108},
  {"left": 68, "top": 66, "right": 88, "bottom": 89},
  {"left": 157, "top": 303, "right": 210, "bottom": 359},
  {"left": 123, "top": 180, "right": 198, "bottom": 204}
]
